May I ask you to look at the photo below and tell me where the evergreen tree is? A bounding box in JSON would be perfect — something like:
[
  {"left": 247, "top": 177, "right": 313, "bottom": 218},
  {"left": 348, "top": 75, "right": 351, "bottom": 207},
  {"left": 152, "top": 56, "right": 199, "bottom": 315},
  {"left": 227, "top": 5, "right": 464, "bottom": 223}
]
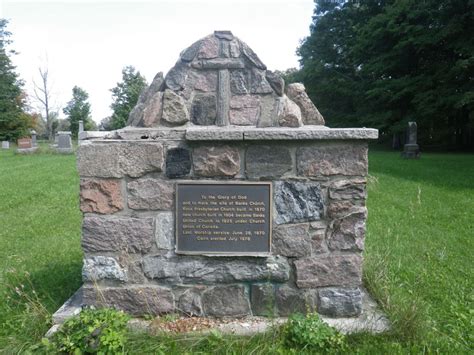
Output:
[
  {"left": 109, "top": 66, "right": 147, "bottom": 130},
  {"left": 63, "top": 86, "right": 91, "bottom": 137},
  {"left": 298, "top": 0, "right": 474, "bottom": 149},
  {"left": 0, "top": 19, "right": 31, "bottom": 141}
]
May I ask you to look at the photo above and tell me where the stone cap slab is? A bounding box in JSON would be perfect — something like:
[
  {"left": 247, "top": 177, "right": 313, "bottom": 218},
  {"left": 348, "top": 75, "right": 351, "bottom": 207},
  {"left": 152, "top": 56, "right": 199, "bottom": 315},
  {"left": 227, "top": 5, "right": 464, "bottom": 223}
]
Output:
[
  {"left": 80, "top": 126, "right": 378, "bottom": 142},
  {"left": 186, "top": 126, "right": 378, "bottom": 141}
]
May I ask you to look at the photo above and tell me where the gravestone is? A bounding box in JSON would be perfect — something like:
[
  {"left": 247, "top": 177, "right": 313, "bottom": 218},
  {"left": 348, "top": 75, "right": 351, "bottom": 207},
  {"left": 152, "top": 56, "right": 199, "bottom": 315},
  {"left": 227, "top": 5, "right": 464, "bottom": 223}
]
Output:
[
  {"left": 56, "top": 131, "right": 73, "bottom": 154},
  {"left": 402, "top": 122, "right": 420, "bottom": 159},
  {"left": 76, "top": 31, "right": 378, "bottom": 319},
  {"left": 17, "top": 137, "right": 38, "bottom": 154},
  {"left": 2, "top": 141, "right": 9, "bottom": 149},
  {"left": 31, "top": 130, "right": 37, "bottom": 147}
]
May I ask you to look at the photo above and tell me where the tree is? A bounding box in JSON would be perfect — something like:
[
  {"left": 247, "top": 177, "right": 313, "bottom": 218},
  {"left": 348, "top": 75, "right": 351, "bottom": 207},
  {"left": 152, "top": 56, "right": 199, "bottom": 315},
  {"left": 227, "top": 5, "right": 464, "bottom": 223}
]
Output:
[
  {"left": 297, "top": 0, "right": 474, "bottom": 150},
  {"left": 0, "top": 19, "right": 32, "bottom": 141},
  {"left": 109, "top": 66, "right": 147, "bottom": 130},
  {"left": 63, "top": 86, "right": 91, "bottom": 137},
  {"left": 33, "top": 63, "right": 55, "bottom": 140}
]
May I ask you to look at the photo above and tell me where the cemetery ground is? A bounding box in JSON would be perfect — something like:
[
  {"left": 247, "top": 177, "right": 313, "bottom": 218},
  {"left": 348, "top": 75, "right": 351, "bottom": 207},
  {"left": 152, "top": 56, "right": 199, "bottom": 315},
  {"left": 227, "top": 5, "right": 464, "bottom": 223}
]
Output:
[{"left": 0, "top": 144, "right": 472, "bottom": 354}]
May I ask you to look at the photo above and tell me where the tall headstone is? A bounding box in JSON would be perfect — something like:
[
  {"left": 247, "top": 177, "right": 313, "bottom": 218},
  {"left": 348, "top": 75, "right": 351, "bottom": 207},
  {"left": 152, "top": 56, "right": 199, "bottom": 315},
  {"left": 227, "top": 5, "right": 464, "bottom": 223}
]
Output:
[
  {"left": 2, "top": 141, "right": 9, "bottom": 149},
  {"left": 56, "top": 131, "right": 73, "bottom": 154},
  {"left": 31, "top": 130, "right": 37, "bottom": 147},
  {"left": 402, "top": 122, "right": 420, "bottom": 159}
]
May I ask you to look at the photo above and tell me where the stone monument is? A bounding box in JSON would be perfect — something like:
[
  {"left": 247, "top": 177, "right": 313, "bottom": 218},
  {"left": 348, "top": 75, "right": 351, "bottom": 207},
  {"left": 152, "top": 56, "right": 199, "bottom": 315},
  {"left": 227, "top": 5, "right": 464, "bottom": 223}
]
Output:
[
  {"left": 402, "top": 122, "right": 420, "bottom": 159},
  {"left": 76, "top": 31, "right": 378, "bottom": 318},
  {"left": 56, "top": 131, "right": 73, "bottom": 154},
  {"left": 17, "top": 136, "right": 38, "bottom": 154}
]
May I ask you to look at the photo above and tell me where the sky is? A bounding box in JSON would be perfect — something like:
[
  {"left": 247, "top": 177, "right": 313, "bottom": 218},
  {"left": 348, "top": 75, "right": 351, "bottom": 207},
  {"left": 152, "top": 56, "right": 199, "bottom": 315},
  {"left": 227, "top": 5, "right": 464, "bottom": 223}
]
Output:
[{"left": 0, "top": 0, "right": 315, "bottom": 123}]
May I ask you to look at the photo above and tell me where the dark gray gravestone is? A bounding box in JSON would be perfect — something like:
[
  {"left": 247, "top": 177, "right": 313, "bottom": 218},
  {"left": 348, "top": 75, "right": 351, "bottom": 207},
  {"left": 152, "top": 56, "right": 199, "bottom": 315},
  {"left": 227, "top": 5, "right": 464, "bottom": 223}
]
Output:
[
  {"left": 402, "top": 122, "right": 420, "bottom": 159},
  {"left": 56, "top": 131, "right": 73, "bottom": 154}
]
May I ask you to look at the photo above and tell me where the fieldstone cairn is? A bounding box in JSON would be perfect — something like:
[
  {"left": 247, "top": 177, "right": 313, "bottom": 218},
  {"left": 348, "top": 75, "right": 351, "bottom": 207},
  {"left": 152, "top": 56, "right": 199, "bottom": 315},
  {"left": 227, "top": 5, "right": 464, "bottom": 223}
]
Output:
[
  {"left": 402, "top": 122, "right": 420, "bottom": 158},
  {"left": 76, "top": 31, "right": 378, "bottom": 319}
]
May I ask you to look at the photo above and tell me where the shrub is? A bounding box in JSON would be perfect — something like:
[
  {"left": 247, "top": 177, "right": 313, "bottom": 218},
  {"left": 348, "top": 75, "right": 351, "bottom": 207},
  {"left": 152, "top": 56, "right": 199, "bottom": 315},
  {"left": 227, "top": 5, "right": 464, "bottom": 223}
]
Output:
[
  {"left": 282, "top": 313, "right": 347, "bottom": 352},
  {"left": 43, "top": 308, "right": 130, "bottom": 354}
]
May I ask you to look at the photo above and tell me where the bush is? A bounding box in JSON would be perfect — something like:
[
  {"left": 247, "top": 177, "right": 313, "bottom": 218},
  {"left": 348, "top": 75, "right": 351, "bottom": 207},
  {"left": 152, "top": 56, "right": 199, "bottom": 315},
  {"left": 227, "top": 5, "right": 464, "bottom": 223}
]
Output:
[
  {"left": 282, "top": 313, "right": 347, "bottom": 352},
  {"left": 42, "top": 308, "right": 130, "bottom": 354}
]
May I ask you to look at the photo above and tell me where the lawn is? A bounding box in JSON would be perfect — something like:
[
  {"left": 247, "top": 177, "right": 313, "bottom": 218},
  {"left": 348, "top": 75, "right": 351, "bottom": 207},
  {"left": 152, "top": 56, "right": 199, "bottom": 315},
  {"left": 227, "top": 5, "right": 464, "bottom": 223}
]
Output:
[{"left": 0, "top": 145, "right": 472, "bottom": 353}]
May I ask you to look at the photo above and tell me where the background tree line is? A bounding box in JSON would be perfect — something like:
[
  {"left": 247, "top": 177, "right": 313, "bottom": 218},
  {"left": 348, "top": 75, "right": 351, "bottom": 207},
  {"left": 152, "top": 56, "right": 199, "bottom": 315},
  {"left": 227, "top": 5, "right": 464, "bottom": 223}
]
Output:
[{"left": 292, "top": 0, "right": 473, "bottom": 150}]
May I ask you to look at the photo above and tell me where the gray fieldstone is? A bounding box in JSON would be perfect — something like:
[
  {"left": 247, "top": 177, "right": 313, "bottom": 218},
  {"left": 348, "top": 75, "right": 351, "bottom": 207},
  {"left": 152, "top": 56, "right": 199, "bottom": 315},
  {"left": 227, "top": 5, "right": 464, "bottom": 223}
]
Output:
[
  {"left": 265, "top": 71, "right": 285, "bottom": 96},
  {"left": 189, "top": 70, "right": 217, "bottom": 92},
  {"left": 155, "top": 211, "right": 174, "bottom": 250},
  {"left": 80, "top": 178, "right": 123, "bottom": 214},
  {"left": 82, "top": 217, "right": 154, "bottom": 253},
  {"left": 180, "top": 40, "right": 202, "bottom": 62},
  {"left": 327, "top": 200, "right": 364, "bottom": 219},
  {"left": 202, "top": 285, "right": 251, "bottom": 317},
  {"left": 240, "top": 40, "right": 266, "bottom": 70},
  {"left": 141, "top": 255, "right": 290, "bottom": 284},
  {"left": 216, "top": 70, "right": 230, "bottom": 126},
  {"left": 229, "top": 95, "right": 260, "bottom": 125},
  {"left": 257, "top": 95, "right": 278, "bottom": 128},
  {"left": 128, "top": 72, "right": 164, "bottom": 127},
  {"left": 127, "top": 103, "right": 145, "bottom": 126},
  {"left": 127, "top": 178, "right": 174, "bottom": 210},
  {"left": 193, "top": 145, "right": 240, "bottom": 177},
  {"left": 318, "top": 287, "right": 363, "bottom": 317},
  {"left": 78, "top": 142, "right": 164, "bottom": 178},
  {"left": 274, "top": 181, "right": 324, "bottom": 224},
  {"left": 286, "top": 83, "right": 325, "bottom": 125},
  {"left": 277, "top": 96, "right": 303, "bottom": 127},
  {"left": 191, "top": 94, "right": 217, "bottom": 125},
  {"left": 250, "top": 68, "right": 273, "bottom": 94},
  {"left": 294, "top": 254, "right": 362, "bottom": 288},
  {"left": 214, "top": 30, "right": 234, "bottom": 41},
  {"left": 230, "top": 69, "right": 249, "bottom": 94},
  {"left": 165, "top": 60, "right": 189, "bottom": 91},
  {"left": 83, "top": 286, "right": 174, "bottom": 316},
  {"left": 166, "top": 147, "right": 192, "bottom": 178},
  {"left": 229, "top": 39, "right": 241, "bottom": 57},
  {"left": 329, "top": 179, "right": 367, "bottom": 200},
  {"left": 162, "top": 89, "right": 189, "bottom": 125},
  {"left": 297, "top": 143, "right": 368, "bottom": 177},
  {"left": 275, "top": 286, "right": 316, "bottom": 316},
  {"left": 251, "top": 284, "right": 275, "bottom": 316},
  {"left": 245, "top": 145, "right": 292, "bottom": 179},
  {"left": 272, "top": 223, "right": 311, "bottom": 257},
  {"left": 82, "top": 256, "right": 127, "bottom": 282},
  {"left": 310, "top": 223, "right": 328, "bottom": 254},
  {"left": 177, "top": 287, "right": 205, "bottom": 316},
  {"left": 328, "top": 207, "right": 367, "bottom": 251}
]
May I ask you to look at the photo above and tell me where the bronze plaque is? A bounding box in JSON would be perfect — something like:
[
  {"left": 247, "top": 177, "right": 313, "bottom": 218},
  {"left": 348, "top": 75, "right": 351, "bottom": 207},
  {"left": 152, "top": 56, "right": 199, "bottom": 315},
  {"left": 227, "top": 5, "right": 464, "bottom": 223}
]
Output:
[{"left": 176, "top": 182, "right": 271, "bottom": 255}]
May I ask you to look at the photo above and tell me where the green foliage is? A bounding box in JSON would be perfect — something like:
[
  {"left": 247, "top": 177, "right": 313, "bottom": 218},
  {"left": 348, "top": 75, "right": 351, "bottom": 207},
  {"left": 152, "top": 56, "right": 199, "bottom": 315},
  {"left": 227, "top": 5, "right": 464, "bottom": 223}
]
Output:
[
  {"left": 63, "top": 86, "right": 92, "bottom": 137},
  {"left": 0, "top": 19, "right": 31, "bottom": 141},
  {"left": 298, "top": 1, "right": 474, "bottom": 150},
  {"left": 44, "top": 308, "right": 130, "bottom": 353},
  {"left": 282, "top": 313, "right": 347, "bottom": 352},
  {"left": 109, "top": 66, "right": 147, "bottom": 130}
]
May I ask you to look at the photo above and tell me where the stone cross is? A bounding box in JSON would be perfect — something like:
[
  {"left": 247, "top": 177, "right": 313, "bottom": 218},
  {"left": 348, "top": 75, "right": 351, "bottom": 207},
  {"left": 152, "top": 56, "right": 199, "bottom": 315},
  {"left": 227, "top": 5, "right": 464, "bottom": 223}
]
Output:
[{"left": 191, "top": 58, "right": 243, "bottom": 126}]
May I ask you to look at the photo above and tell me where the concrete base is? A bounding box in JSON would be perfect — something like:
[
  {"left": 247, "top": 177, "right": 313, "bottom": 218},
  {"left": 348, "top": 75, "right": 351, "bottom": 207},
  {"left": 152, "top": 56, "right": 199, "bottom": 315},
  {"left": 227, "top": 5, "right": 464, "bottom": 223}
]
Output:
[
  {"left": 401, "top": 144, "right": 420, "bottom": 159},
  {"left": 47, "top": 287, "right": 390, "bottom": 337},
  {"left": 16, "top": 147, "right": 39, "bottom": 154},
  {"left": 55, "top": 148, "right": 74, "bottom": 154}
]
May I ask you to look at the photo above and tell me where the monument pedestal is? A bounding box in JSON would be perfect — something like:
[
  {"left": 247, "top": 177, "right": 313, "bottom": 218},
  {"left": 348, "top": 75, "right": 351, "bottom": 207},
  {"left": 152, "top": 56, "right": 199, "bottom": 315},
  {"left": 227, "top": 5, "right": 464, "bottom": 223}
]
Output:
[{"left": 402, "top": 143, "right": 420, "bottom": 159}]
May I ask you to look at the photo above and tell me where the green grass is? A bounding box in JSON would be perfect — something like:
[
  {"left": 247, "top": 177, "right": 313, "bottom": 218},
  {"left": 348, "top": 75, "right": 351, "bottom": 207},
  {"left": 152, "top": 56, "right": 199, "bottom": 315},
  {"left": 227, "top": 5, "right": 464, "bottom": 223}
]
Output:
[{"left": 0, "top": 146, "right": 472, "bottom": 353}]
